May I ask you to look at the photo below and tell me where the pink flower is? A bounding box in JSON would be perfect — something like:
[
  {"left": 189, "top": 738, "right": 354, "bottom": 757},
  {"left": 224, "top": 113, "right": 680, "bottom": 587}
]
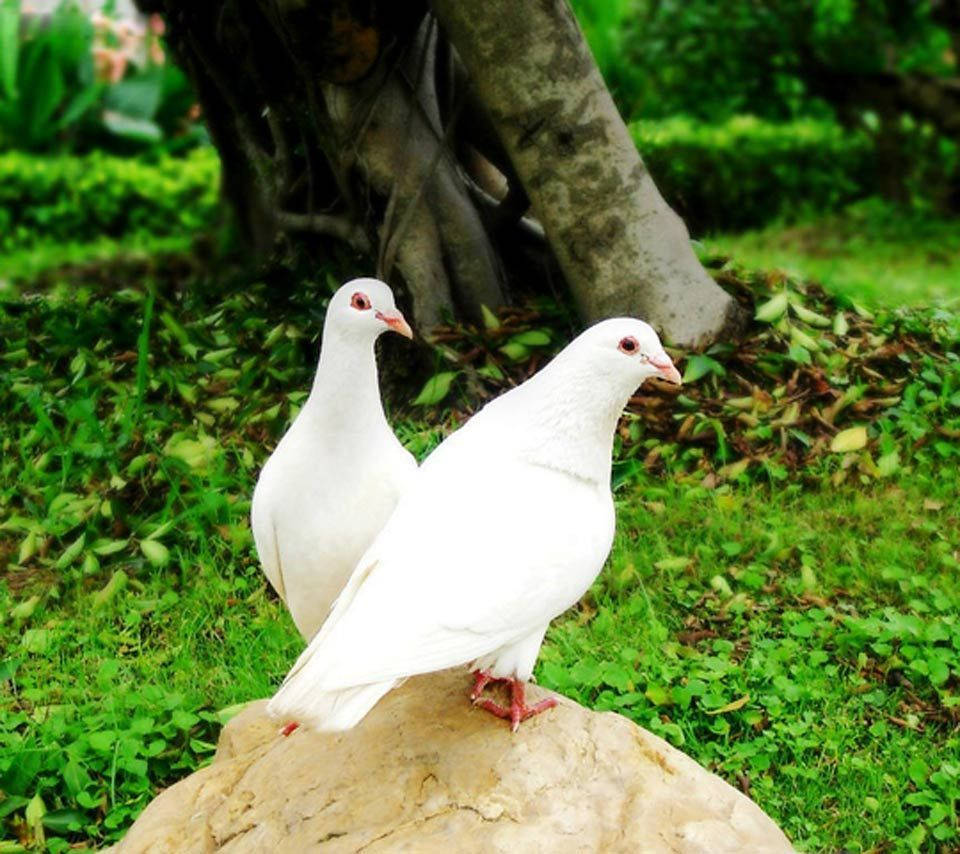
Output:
[
  {"left": 93, "top": 46, "right": 128, "bottom": 84},
  {"left": 148, "top": 14, "right": 165, "bottom": 37}
]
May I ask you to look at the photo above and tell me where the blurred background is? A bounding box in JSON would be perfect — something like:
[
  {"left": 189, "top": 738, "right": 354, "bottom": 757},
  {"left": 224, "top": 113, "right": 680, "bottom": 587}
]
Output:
[{"left": 1, "top": 0, "right": 958, "bottom": 303}]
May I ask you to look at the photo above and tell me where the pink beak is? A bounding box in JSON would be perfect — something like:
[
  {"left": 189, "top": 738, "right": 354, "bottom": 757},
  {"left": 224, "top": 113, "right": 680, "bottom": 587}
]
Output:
[
  {"left": 375, "top": 310, "right": 414, "bottom": 339},
  {"left": 650, "top": 355, "right": 682, "bottom": 385}
]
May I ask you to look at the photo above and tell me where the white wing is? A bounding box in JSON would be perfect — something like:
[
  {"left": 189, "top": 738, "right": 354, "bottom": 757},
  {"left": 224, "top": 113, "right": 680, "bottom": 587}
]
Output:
[
  {"left": 250, "top": 463, "right": 287, "bottom": 602},
  {"left": 275, "top": 445, "right": 614, "bottom": 695}
]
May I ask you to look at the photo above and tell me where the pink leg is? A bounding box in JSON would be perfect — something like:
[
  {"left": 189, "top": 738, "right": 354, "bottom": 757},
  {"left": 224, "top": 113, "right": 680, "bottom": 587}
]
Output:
[
  {"left": 279, "top": 721, "right": 300, "bottom": 737},
  {"left": 473, "top": 678, "right": 558, "bottom": 732},
  {"left": 469, "top": 669, "right": 502, "bottom": 701}
]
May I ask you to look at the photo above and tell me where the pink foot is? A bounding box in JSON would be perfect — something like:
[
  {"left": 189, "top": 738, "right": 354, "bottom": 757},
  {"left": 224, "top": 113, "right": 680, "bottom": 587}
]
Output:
[
  {"left": 469, "top": 669, "right": 504, "bottom": 701},
  {"left": 472, "top": 677, "right": 558, "bottom": 732},
  {"left": 279, "top": 721, "right": 300, "bottom": 737}
]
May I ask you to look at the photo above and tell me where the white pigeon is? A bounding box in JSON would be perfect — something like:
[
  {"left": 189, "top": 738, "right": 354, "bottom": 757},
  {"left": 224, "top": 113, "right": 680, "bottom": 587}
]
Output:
[
  {"left": 251, "top": 278, "right": 417, "bottom": 642},
  {"left": 267, "top": 317, "right": 681, "bottom": 732}
]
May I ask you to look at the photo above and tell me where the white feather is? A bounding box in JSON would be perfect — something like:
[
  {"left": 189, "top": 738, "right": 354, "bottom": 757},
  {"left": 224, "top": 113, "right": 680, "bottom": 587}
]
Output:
[
  {"left": 251, "top": 279, "right": 417, "bottom": 640},
  {"left": 268, "top": 318, "right": 677, "bottom": 730}
]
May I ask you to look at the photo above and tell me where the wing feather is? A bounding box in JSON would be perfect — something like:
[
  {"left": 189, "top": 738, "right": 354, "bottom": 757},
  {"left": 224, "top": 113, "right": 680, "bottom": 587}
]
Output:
[{"left": 273, "top": 453, "right": 614, "bottom": 696}]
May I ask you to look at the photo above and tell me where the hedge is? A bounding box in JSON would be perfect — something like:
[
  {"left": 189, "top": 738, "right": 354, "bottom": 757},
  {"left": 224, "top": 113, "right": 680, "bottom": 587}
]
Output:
[
  {"left": 0, "top": 148, "right": 220, "bottom": 253},
  {"left": 632, "top": 116, "right": 875, "bottom": 234},
  {"left": 0, "top": 118, "right": 874, "bottom": 253}
]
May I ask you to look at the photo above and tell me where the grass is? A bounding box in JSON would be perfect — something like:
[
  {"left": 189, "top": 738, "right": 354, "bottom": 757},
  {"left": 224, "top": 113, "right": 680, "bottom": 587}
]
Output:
[
  {"left": 1, "top": 221, "right": 959, "bottom": 852},
  {"left": 706, "top": 199, "right": 960, "bottom": 308}
]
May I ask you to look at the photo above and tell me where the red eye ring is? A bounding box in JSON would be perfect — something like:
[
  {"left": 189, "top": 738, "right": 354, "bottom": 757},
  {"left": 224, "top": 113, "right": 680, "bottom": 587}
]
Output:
[
  {"left": 618, "top": 336, "right": 639, "bottom": 355},
  {"left": 350, "top": 292, "right": 371, "bottom": 311}
]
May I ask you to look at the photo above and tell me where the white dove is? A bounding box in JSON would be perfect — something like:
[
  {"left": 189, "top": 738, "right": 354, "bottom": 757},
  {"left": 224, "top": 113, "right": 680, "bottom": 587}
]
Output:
[
  {"left": 251, "top": 278, "right": 417, "bottom": 644},
  {"left": 267, "top": 317, "right": 681, "bottom": 732}
]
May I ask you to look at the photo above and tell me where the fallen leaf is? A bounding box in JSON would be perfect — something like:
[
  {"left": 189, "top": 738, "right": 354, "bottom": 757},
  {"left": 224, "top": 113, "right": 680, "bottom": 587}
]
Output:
[
  {"left": 706, "top": 694, "right": 750, "bottom": 715},
  {"left": 830, "top": 426, "right": 867, "bottom": 453}
]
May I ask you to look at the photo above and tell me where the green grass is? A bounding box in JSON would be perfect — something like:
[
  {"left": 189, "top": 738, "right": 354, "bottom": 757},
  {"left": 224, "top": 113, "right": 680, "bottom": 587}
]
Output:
[
  {"left": 1, "top": 233, "right": 959, "bottom": 852},
  {"left": 707, "top": 200, "right": 960, "bottom": 308},
  {"left": 0, "top": 234, "right": 195, "bottom": 291}
]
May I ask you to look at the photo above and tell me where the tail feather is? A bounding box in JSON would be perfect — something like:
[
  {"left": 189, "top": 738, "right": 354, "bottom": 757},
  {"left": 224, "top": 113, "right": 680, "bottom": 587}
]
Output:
[{"left": 267, "top": 678, "right": 396, "bottom": 732}]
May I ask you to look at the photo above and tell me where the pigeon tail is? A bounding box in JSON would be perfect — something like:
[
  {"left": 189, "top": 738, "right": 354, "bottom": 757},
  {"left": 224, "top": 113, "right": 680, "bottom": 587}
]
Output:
[{"left": 267, "top": 678, "right": 397, "bottom": 732}]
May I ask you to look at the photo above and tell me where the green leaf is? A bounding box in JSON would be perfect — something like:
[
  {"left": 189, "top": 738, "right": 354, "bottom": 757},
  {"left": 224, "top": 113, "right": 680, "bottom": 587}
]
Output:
[
  {"left": 0, "top": 796, "right": 29, "bottom": 821},
  {"left": 55, "top": 533, "right": 85, "bottom": 569},
  {"left": 830, "top": 426, "right": 867, "bottom": 453},
  {"left": 92, "top": 570, "right": 128, "bottom": 608},
  {"left": 104, "top": 70, "right": 164, "bottom": 120},
  {"left": 790, "top": 302, "right": 831, "bottom": 327},
  {"left": 88, "top": 730, "right": 115, "bottom": 751},
  {"left": 24, "top": 793, "right": 45, "bottom": 848},
  {"left": 9, "top": 594, "right": 40, "bottom": 622},
  {"left": 877, "top": 451, "right": 899, "bottom": 477},
  {"left": 42, "top": 808, "right": 85, "bottom": 834},
  {"left": 654, "top": 556, "right": 691, "bottom": 571},
  {"left": 754, "top": 291, "right": 788, "bottom": 323},
  {"left": 21, "top": 42, "right": 64, "bottom": 142},
  {"left": 833, "top": 312, "right": 849, "bottom": 337},
  {"left": 140, "top": 539, "right": 170, "bottom": 568},
  {"left": 790, "top": 325, "right": 821, "bottom": 352},
  {"left": 91, "top": 538, "right": 128, "bottom": 556},
  {"left": 509, "top": 329, "right": 551, "bottom": 347},
  {"left": 0, "top": 1, "right": 19, "bottom": 99},
  {"left": 413, "top": 371, "right": 458, "bottom": 406},
  {"left": 101, "top": 110, "right": 163, "bottom": 143},
  {"left": 682, "top": 354, "right": 725, "bottom": 384},
  {"left": 480, "top": 304, "right": 500, "bottom": 330},
  {"left": 17, "top": 530, "right": 37, "bottom": 564},
  {"left": 498, "top": 341, "right": 530, "bottom": 361}
]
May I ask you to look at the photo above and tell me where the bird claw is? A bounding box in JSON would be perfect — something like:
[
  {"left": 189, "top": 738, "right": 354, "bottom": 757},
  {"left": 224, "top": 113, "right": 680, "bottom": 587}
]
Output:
[
  {"left": 469, "top": 669, "right": 502, "bottom": 702},
  {"left": 470, "top": 674, "right": 557, "bottom": 731}
]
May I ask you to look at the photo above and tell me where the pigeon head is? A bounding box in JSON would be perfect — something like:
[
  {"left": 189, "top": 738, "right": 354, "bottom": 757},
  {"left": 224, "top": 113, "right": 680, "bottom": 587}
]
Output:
[
  {"left": 568, "top": 318, "right": 681, "bottom": 388},
  {"left": 326, "top": 278, "right": 413, "bottom": 340}
]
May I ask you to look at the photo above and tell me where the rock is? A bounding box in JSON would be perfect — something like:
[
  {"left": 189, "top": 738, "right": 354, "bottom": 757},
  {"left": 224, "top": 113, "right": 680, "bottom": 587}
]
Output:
[{"left": 114, "top": 670, "right": 795, "bottom": 853}]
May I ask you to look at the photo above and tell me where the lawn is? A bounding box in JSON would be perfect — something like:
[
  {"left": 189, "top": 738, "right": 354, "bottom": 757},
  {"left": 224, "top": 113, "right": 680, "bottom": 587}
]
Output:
[
  {"left": 1, "top": 229, "right": 959, "bottom": 853},
  {"left": 706, "top": 200, "right": 960, "bottom": 309}
]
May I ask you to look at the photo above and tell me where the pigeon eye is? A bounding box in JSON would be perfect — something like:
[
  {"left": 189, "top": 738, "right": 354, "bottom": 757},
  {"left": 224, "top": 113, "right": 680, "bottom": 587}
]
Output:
[
  {"left": 618, "top": 336, "right": 640, "bottom": 355},
  {"left": 350, "top": 292, "right": 371, "bottom": 311}
]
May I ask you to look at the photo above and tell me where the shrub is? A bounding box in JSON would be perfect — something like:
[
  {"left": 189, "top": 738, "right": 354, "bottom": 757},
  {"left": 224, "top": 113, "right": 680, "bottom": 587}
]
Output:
[
  {"left": 0, "top": 147, "right": 219, "bottom": 252},
  {"left": 0, "top": 1, "right": 203, "bottom": 154},
  {"left": 632, "top": 116, "right": 875, "bottom": 234}
]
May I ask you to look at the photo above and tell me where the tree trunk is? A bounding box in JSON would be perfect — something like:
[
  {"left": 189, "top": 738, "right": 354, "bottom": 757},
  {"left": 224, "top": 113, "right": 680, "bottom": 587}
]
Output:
[
  {"left": 431, "top": 0, "right": 743, "bottom": 346},
  {"left": 143, "top": 0, "right": 743, "bottom": 348}
]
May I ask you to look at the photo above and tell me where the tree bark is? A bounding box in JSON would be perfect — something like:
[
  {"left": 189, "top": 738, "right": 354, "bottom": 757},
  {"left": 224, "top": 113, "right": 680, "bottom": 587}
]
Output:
[
  {"left": 430, "top": 0, "right": 743, "bottom": 347},
  {"left": 144, "top": 0, "right": 743, "bottom": 348}
]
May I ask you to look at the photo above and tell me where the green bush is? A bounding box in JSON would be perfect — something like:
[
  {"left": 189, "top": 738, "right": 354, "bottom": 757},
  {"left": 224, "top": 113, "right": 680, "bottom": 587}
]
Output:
[
  {"left": 0, "top": 147, "right": 219, "bottom": 252},
  {"left": 632, "top": 116, "right": 874, "bottom": 234}
]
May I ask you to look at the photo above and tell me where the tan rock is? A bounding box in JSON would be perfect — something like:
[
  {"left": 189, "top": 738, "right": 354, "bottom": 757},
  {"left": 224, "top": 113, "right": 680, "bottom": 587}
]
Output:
[{"left": 115, "top": 669, "right": 795, "bottom": 853}]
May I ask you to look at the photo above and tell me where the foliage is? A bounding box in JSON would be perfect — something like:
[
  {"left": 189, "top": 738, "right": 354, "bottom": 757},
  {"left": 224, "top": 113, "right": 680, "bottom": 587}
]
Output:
[
  {"left": 707, "top": 199, "right": 960, "bottom": 307},
  {"left": 583, "top": 0, "right": 954, "bottom": 122},
  {"left": 0, "top": 0, "right": 201, "bottom": 154},
  {"left": 633, "top": 116, "right": 874, "bottom": 233},
  {"left": 0, "top": 116, "right": 875, "bottom": 262},
  {"left": 416, "top": 265, "right": 960, "bottom": 489},
  {"left": 0, "top": 243, "right": 958, "bottom": 850},
  {"left": 571, "top": 0, "right": 960, "bottom": 211},
  {"left": 0, "top": 147, "right": 219, "bottom": 254}
]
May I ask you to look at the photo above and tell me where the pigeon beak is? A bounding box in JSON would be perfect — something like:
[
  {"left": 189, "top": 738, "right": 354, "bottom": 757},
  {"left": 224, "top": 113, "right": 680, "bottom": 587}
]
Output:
[
  {"left": 376, "top": 310, "right": 414, "bottom": 339},
  {"left": 651, "top": 355, "right": 682, "bottom": 386}
]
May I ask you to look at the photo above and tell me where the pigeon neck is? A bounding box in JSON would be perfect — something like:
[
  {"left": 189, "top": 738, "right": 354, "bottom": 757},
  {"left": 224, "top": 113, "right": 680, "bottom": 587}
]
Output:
[
  {"left": 304, "top": 325, "right": 385, "bottom": 430},
  {"left": 492, "top": 356, "right": 635, "bottom": 485}
]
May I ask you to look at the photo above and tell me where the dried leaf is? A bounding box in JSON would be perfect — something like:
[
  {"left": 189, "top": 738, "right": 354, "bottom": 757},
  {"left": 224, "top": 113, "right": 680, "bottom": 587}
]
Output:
[
  {"left": 830, "top": 426, "right": 868, "bottom": 453},
  {"left": 705, "top": 694, "right": 750, "bottom": 715}
]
